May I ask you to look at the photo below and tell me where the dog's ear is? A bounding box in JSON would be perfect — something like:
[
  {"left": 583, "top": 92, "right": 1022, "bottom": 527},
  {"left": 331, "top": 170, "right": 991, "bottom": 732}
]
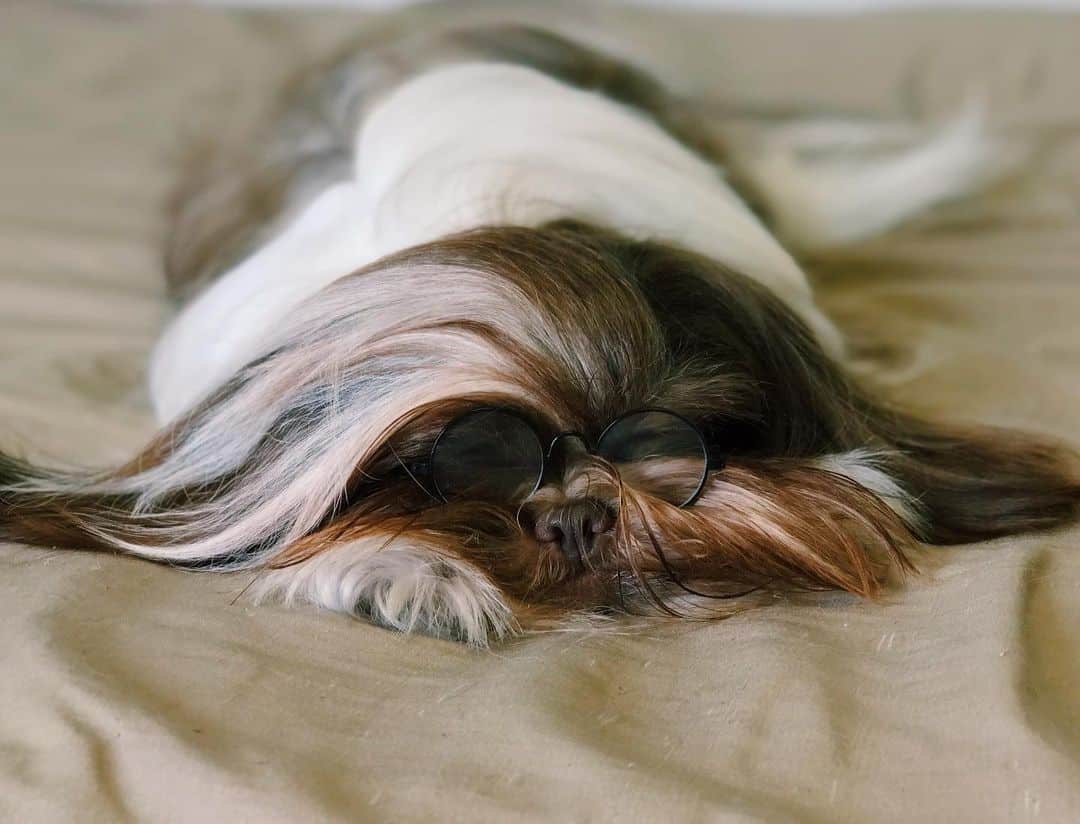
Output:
[
  {"left": 612, "top": 231, "right": 1080, "bottom": 545},
  {"left": 0, "top": 354, "right": 361, "bottom": 568},
  {"left": 0, "top": 433, "right": 190, "bottom": 559},
  {"left": 874, "top": 411, "right": 1080, "bottom": 544},
  {"left": 0, "top": 378, "right": 267, "bottom": 565}
]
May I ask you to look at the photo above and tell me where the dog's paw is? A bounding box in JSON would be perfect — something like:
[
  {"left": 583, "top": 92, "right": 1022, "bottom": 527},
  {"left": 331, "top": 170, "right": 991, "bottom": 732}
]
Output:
[{"left": 251, "top": 541, "right": 516, "bottom": 646}]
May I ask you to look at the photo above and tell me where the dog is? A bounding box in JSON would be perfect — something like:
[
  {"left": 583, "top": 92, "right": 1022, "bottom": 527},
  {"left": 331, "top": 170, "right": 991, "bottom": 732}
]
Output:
[{"left": 2, "top": 24, "right": 1078, "bottom": 645}]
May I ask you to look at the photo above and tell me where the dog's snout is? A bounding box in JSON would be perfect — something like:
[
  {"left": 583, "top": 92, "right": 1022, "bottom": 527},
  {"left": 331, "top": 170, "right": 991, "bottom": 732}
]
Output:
[{"left": 532, "top": 498, "right": 615, "bottom": 565}]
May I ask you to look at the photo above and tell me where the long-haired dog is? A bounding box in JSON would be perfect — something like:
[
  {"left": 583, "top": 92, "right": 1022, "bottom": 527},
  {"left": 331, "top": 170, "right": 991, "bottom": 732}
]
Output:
[{"left": 2, "top": 25, "right": 1078, "bottom": 645}]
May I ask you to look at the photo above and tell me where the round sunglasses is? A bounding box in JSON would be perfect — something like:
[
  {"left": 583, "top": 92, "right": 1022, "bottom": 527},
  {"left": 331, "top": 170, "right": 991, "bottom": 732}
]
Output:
[{"left": 428, "top": 407, "right": 723, "bottom": 508}]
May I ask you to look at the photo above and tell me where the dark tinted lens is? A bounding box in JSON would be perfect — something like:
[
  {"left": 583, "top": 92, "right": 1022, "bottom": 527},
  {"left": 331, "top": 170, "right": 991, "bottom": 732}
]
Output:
[
  {"left": 431, "top": 409, "right": 543, "bottom": 503},
  {"left": 596, "top": 410, "right": 708, "bottom": 507}
]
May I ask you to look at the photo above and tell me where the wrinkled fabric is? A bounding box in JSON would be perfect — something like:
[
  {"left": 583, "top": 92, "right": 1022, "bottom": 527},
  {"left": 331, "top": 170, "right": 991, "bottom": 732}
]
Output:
[{"left": 1, "top": 4, "right": 1078, "bottom": 822}]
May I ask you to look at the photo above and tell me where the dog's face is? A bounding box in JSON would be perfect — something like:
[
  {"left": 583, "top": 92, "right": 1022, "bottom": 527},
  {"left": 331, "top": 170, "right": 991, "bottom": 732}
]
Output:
[
  {"left": 273, "top": 221, "right": 915, "bottom": 618},
  {"left": 2, "top": 221, "right": 1078, "bottom": 644}
]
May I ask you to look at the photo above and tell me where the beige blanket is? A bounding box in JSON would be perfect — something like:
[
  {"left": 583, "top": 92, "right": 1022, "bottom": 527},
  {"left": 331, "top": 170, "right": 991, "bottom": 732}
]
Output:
[{"left": 2, "top": 4, "right": 1078, "bottom": 821}]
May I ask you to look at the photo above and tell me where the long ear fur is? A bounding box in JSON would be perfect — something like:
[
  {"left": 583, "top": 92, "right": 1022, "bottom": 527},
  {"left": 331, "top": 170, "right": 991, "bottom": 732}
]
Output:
[
  {"left": 874, "top": 413, "right": 1080, "bottom": 544},
  {"left": 0, "top": 460, "right": 163, "bottom": 557},
  {"left": 0, "top": 388, "right": 269, "bottom": 566}
]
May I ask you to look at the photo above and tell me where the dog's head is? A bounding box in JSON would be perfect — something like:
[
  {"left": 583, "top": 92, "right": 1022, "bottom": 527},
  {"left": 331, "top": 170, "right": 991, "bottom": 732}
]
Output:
[{"left": 3, "top": 221, "right": 1078, "bottom": 644}]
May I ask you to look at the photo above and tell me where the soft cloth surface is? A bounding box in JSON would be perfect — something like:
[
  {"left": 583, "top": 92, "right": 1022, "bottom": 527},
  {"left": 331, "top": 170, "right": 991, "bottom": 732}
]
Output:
[{"left": 2, "top": 4, "right": 1078, "bottom": 821}]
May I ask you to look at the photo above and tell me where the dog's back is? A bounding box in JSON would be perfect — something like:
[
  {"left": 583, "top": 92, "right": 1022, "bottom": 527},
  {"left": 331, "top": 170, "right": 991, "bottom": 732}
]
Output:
[{"left": 164, "top": 25, "right": 726, "bottom": 301}]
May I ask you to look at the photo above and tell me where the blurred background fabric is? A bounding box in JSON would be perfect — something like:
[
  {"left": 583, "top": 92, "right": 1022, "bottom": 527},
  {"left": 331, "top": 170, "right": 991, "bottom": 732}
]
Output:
[{"left": 2, "top": 2, "right": 1079, "bottom": 822}]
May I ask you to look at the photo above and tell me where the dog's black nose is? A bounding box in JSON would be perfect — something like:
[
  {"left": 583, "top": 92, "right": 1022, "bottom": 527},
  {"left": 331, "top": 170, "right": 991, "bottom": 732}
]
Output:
[{"left": 532, "top": 499, "right": 615, "bottom": 565}]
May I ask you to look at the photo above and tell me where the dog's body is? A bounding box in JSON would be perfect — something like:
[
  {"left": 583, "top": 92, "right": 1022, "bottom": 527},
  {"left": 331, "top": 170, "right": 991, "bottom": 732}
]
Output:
[
  {"left": 151, "top": 57, "right": 831, "bottom": 423},
  {"left": 2, "top": 25, "right": 1078, "bottom": 645}
]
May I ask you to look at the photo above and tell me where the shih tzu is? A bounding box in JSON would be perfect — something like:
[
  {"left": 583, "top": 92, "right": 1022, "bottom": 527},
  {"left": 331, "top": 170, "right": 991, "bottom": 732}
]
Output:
[{"left": 2, "top": 24, "right": 1078, "bottom": 645}]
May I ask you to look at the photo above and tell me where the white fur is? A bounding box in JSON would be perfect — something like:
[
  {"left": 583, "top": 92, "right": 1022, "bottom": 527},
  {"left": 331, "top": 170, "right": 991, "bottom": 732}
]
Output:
[
  {"left": 815, "top": 449, "right": 925, "bottom": 533},
  {"left": 150, "top": 62, "right": 837, "bottom": 422},
  {"left": 251, "top": 540, "right": 516, "bottom": 647}
]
